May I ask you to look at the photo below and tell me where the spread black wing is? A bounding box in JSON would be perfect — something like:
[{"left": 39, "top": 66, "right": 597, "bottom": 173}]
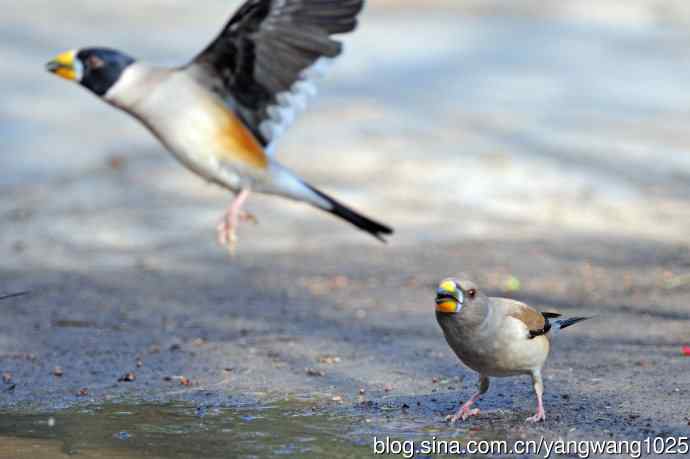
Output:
[{"left": 187, "top": 0, "right": 365, "bottom": 149}]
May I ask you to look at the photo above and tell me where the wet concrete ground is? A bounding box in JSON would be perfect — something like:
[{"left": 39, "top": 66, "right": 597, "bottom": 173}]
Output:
[{"left": 2, "top": 0, "right": 690, "bottom": 457}]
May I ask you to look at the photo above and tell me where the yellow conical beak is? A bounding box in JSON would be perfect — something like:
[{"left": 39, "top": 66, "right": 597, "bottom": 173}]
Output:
[
  {"left": 46, "top": 50, "right": 78, "bottom": 81},
  {"left": 435, "top": 279, "right": 460, "bottom": 313}
]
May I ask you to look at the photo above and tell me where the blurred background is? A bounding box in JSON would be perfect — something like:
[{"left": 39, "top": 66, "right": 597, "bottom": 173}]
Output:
[{"left": 1, "top": 0, "right": 689, "bottom": 456}]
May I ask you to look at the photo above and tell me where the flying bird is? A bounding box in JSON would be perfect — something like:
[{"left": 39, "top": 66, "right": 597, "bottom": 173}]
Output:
[
  {"left": 434, "top": 277, "right": 589, "bottom": 423},
  {"left": 46, "top": 0, "right": 392, "bottom": 252}
]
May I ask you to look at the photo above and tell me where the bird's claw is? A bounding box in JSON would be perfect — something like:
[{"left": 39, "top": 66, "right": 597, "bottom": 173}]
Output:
[
  {"left": 446, "top": 407, "right": 480, "bottom": 424},
  {"left": 525, "top": 411, "right": 545, "bottom": 423},
  {"left": 461, "top": 408, "right": 481, "bottom": 421},
  {"left": 216, "top": 206, "right": 255, "bottom": 255},
  {"left": 216, "top": 221, "right": 238, "bottom": 256}
]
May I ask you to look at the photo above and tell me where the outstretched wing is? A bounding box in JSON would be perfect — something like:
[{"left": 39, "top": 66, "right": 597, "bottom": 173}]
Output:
[{"left": 186, "top": 0, "right": 365, "bottom": 153}]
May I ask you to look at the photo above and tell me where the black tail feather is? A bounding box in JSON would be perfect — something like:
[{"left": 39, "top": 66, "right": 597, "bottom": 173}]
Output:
[
  {"left": 541, "top": 312, "right": 562, "bottom": 319},
  {"left": 304, "top": 184, "right": 393, "bottom": 242},
  {"left": 0, "top": 292, "right": 29, "bottom": 301}
]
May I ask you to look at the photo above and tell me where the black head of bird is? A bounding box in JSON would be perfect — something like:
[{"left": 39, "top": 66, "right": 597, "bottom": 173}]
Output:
[{"left": 46, "top": 48, "right": 135, "bottom": 96}]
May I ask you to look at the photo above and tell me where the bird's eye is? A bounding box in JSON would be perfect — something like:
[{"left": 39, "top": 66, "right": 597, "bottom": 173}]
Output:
[
  {"left": 87, "top": 55, "right": 105, "bottom": 69},
  {"left": 467, "top": 289, "right": 476, "bottom": 299}
]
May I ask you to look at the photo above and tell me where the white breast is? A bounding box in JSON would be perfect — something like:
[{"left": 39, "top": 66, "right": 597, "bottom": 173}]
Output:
[{"left": 105, "top": 65, "right": 245, "bottom": 190}]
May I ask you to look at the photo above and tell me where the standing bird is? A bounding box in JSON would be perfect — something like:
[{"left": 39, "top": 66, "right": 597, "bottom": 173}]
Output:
[
  {"left": 46, "top": 0, "right": 392, "bottom": 252},
  {"left": 434, "top": 278, "right": 589, "bottom": 423}
]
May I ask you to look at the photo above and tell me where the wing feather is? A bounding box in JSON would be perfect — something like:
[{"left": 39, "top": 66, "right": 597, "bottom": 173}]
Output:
[
  {"left": 503, "top": 300, "right": 554, "bottom": 339},
  {"left": 187, "top": 0, "right": 365, "bottom": 152}
]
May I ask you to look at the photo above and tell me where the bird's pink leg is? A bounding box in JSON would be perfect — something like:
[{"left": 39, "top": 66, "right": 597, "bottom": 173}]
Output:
[
  {"left": 526, "top": 371, "right": 546, "bottom": 422},
  {"left": 447, "top": 375, "right": 489, "bottom": 423},
  {"left": 449, "top": 393, "right": 482, "bottom": 422},
  {"left": 217, "top": 188, "right": 252, "bottom": 253}
]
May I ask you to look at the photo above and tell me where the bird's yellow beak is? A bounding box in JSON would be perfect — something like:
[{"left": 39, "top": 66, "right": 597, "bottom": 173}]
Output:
[
  {"left": 46, "top": 50, "right": 79, "bottom": 81},
  {"left": 435, "top": 279, "right": 461, "bottom": 313}
]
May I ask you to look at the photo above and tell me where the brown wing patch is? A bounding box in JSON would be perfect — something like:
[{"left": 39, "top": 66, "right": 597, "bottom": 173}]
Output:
[
  {"left": 508, "top": 303, "right": 546, "bottom": 335},
  {"left": 210, "top": 99, "right": 268, "bottom": 170}
]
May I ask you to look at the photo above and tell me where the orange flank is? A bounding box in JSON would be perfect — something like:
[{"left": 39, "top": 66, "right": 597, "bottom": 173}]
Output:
[{"left": 212, "top": 100, "right": 268, "bottom": 170}]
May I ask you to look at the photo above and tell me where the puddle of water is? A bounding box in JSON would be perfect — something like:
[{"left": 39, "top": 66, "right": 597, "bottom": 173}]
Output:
[{"left": 0, "top": 402, "right": 371, "bottom": 459}]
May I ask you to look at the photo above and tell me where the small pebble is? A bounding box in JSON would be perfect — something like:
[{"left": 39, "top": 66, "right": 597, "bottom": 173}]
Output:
[
  {"left": 114, "top": 431, "right": 130, "bottom": 441},
  {"left": 118, "top": 372, "right": 136, "bottom": 383},
  {"left": 305, "top": 368, "right": 326, "bottom": 377},
  {"left": 317, "top": 355, "right": 341, "bottom": 365},
  {"left": 108, "top": 155, "right": 127, "bottom": 170}
]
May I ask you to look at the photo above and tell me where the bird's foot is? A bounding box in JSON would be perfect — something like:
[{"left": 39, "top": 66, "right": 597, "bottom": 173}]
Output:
[
  {"left": 446, "top": 407, "right": 480, "bottom": 424},
  {"left": 216, "top": 189, "right": 252, "bottom": 256},
  {"left": 525, "top": 409, "right": 545, "bottom": 423},
  {"left": 216, "top": 220, "right": 238, "bottom": 256},
  {"left": 216, "top": 211, "right": 255, "bottom": 254}
]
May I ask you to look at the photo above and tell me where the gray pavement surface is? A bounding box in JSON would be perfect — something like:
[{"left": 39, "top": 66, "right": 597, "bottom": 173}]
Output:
[{"left": 1, "top": 0, "right": 689, "bottom": 450}]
